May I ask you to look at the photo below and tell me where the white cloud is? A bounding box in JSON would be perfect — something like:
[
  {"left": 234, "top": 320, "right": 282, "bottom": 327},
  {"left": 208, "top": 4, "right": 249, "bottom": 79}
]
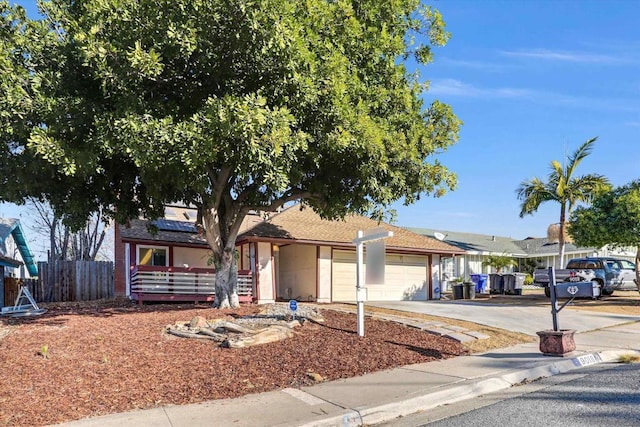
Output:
[
  {"left": 428, "top": 79, "right": 533, "bottom": 99},
  {"left": 428, "top": 79, "right": 482, "bottom": 97},
  {"left": 427, "top": 79, "right": 640, "bottom": 113},
  {"left": 500, "top": 48, "right": 624, "bottom": 64},
  {"left": 439, "top": 58, "right": 509, "bottom": 72}
]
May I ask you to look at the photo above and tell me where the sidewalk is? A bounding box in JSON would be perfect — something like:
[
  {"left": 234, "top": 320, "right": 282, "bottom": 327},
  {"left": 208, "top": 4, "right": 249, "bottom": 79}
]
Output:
[{"left": 56, "top": 320, "right": 640, "bottom": 427}]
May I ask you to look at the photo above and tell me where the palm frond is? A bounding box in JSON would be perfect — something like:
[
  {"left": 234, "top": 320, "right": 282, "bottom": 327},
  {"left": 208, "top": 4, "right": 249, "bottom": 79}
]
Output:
[
  {"left": 565, "top": 174, "right": 611, "bottom": 211},
  {"left": 565, "top": 137, "right": 598, "bottom": 179},
  {"left": 516, "top": 178, "right": 558, "bottom": 217}
]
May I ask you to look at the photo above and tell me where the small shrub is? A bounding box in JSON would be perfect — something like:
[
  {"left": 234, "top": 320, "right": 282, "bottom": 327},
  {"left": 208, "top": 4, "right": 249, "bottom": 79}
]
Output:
[{"left": 618, "top": 353, "right": 640, "bottom": 364}]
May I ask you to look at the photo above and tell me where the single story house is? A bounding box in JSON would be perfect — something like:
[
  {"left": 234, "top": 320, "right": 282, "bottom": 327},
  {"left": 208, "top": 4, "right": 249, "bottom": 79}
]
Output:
[
  {"left": 408, "top": 227, "right": 636, "bottom": 290},
  {"left": 114, "top": 205, "right": 464, "bottom": 304}
]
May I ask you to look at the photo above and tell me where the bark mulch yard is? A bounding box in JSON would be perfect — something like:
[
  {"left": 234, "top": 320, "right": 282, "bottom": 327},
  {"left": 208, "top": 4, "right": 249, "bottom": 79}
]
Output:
[{"left": 0, "top": 300, "right": 469, "bottom": 427}]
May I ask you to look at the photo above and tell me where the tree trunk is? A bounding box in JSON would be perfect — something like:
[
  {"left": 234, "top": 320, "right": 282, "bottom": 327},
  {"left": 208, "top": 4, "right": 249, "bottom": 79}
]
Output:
[
  {"left": 557, "top": 207, "right": 566, "bottom": 269},
  {"left": 635, "top": 246, "right": 640, "bottom": 294},
  {"left": 201, "top": 205, "right": 246, "bottom": 309},
  {"left": 213, "top": 249, "right": 240, "bottom": 309}
]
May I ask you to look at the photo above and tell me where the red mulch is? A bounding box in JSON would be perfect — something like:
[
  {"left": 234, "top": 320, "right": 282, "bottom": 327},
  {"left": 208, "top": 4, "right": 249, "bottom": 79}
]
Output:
[{"left": 0, "top": 301, "right": 467, "bottom": 426}]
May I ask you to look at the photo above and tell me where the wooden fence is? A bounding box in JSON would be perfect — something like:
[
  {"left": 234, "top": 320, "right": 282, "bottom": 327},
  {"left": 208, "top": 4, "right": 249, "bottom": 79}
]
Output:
[{"left": 19, "top": 261, "right": 115, "bottom": 303}]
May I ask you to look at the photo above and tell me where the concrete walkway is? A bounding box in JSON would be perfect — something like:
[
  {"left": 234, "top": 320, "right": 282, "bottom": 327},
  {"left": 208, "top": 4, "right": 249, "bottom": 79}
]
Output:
[
  {"left": 369, "top": 300, "right": 640, "bottom": 335},
  {"left": 54, "top": 303, "right": 640, "bottom": 427}
]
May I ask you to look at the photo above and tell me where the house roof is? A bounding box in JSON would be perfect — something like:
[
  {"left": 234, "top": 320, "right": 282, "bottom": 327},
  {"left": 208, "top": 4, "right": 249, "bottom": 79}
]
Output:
[
  {"left": 407, "top": 227, "right": 529, "bottom": 256},
  {"left": 118, "top": 214, "right": 266, "bottom": 246},
  {"left": 513, "top": 237, "right": 597, "bottom": 256},
  {"left": 0, "top": 218, "right": 38, "bottom": 276},
  {"left": 407, "top": 227, "right": 600, "bottom": 258},
  {"left": 238, "top": 206, "right": 464, "bottom": 254},
  {"left": 120, "top": 206, "right": 464, "bottom": 255},
  {"left": 119, "top": 219, "right": 209, "bottom": 246}
]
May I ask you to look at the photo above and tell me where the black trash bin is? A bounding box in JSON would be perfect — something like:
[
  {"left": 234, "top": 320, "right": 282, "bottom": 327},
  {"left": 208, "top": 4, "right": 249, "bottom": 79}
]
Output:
[
  {"left": 503, "top": 274, "right": 515, "bottom": 294},
  {"left": 463, "top": 282, "right": 475, "bottom": 299},
  {"left": 489, "top": 273, "right": 504, "bottom": 294},
  {"left": 452, "top": 284, "right": 464, "bottom": 300}
]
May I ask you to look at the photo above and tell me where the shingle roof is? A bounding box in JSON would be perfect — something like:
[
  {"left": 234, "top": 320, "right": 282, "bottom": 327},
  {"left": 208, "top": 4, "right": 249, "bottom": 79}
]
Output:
[
  {"left": 407, "top": 227, "right": 599, "bottom": 257},
  {"left": 119, "top": 214, "right": 272, "bottom": 246},
  {"left": 513, "top": 237, "right": 597, "bottom": 256},
  {"left": 119, "top": 219, "right": 209, "bottom": 246},
  {"left": 238, "top": 206, "right": 463, "bottom": 254},
  {"left": 120, "top": 206, "right": 464, "bottom": 255},
  {"left": 407, "top": 227, "right": 529, "bottom": 256}
]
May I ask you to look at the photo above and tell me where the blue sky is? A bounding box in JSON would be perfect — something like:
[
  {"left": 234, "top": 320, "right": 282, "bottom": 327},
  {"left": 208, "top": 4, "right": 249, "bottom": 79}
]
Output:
[
  {"left": 2, "top": 0, "right": 640, "bottom": 259},
  {"left": 392, "top": 0, "right": 640, "bottom": 239}
]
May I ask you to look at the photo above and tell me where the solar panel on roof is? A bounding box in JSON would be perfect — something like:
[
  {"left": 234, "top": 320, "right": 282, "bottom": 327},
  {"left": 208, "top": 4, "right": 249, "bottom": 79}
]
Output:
[{"left": 153, "top": 219, "right": 198, "bottom": 233}]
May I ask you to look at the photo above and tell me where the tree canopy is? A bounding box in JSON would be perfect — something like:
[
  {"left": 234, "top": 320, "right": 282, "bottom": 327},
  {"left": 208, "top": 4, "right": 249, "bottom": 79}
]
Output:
[
  {"left": 569, "top": 180, "right": 640, "bottom": 292},
  {"left": 1, "top": 0, "right": 461, "bottom": 307},
  {"left": 516, "top": 137, "right": 609, "bottom": 268}
]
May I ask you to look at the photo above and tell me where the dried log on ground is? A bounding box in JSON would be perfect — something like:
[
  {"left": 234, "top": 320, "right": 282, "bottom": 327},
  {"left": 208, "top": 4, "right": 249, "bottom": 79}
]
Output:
[
  {"left": 165, "top": 316, "right": 301, "bottom": 348},
  {"left": 166, "top": 329, "right": 218, "bottom": 340},
  {"left": 224, "top": 325, "right": 294, "bottom": 348}
]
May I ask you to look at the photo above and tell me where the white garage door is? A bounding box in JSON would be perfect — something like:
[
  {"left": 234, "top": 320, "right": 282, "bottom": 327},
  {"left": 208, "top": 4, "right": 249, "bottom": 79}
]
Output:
[{"left": 331, "top": 250, "right": 428, "bottom": 302}]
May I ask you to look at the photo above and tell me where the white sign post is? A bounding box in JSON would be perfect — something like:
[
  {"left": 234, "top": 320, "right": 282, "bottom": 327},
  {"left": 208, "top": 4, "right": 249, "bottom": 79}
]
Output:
[{"left": 353, "top": 228, "right": 393, "bottom": 337}]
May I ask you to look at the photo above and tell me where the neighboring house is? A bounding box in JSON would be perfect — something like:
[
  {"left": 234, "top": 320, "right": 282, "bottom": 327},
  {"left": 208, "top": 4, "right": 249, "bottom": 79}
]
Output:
[
  {"left": 407, "top": 228, "right": 527, "bottom": 285},
  {"left": 114, "top": 205, "right": 463, "bottom": 304},
  {"left": 512, "top": 237, "right": 636, "bottom": 268},
  {"left": 409, "top": 227, "right": 636, "bottom": 288},
  {"left": 0, "top": 218, "right": 38, "bottom": 279}
]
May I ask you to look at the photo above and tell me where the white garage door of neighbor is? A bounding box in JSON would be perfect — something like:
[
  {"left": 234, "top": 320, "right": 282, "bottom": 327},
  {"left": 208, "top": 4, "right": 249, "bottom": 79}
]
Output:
[{"left": 331, "top": 250, "right": 428, "bottom": 302}]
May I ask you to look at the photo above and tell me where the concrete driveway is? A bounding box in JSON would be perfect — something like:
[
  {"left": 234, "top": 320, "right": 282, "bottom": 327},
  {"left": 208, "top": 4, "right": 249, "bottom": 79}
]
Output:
[{"left": 368, "top": 300, "right": 640, "bottom": 336}]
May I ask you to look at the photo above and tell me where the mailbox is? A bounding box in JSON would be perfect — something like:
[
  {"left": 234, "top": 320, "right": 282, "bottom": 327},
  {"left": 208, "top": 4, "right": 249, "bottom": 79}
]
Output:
[{"left": 555, "top": 281, "right": 600, "bottom": 299}]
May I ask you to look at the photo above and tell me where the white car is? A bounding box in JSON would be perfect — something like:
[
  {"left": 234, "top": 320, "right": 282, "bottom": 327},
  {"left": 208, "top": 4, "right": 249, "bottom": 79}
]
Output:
[{"left": 602, "top": 258, "right": 637, "bottom": 291}]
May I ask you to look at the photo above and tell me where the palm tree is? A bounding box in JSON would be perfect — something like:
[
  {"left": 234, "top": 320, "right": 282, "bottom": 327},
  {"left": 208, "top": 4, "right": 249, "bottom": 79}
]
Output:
[
  {"left": 516, "top": 137, "right": 610, "bottom": 268},
  {"left": 482, "top": 253, "right": 517, "bottom": 273}
]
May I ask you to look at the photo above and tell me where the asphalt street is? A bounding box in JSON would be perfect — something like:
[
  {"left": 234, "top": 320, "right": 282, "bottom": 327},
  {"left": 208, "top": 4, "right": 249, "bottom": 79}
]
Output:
[
  {"left": 378, "top": 363, "right": 640, "bottom": 427},
  {"left": 430, "top": 363, "right": 639, "bottom": 427}
]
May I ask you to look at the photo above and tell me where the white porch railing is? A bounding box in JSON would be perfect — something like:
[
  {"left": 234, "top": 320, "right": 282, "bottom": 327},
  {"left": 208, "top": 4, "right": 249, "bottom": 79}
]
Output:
[{"left": 130, "top": 265, "right": 253, "bottom": 303}]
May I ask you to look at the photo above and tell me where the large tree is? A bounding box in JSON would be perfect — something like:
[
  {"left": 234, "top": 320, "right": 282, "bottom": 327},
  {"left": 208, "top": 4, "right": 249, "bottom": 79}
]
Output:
[
  {"left": 569, "top": 180, "right": 640, "bottom": 293},
  {"left": 516, "top": 137, "right": 609, "bottom": 268},
  {"left": 1, "top": 0, "right": 461, "bottom": 308}
]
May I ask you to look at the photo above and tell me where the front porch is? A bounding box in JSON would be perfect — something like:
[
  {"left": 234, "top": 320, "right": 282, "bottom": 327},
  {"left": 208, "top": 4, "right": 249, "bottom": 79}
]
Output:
[{"left": 130, "top": 265, "right": 253, "bottom": 304}]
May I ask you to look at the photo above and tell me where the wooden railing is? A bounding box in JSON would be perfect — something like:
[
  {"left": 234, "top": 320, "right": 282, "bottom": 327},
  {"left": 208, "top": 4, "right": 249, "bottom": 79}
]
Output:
[{"left": 130, "top": 265, "right": 253, "bottom": 304}]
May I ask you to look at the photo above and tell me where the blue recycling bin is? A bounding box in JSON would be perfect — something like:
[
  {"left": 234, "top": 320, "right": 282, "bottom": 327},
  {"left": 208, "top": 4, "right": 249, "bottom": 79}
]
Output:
[{"left": 471, "top": 274, "right": 488, "bottom": 293}]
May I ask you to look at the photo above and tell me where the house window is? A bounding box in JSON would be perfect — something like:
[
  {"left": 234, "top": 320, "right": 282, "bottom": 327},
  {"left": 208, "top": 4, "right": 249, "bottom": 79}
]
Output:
[{"left": 137, "top": 246, "right": 168, "bottom": 266}]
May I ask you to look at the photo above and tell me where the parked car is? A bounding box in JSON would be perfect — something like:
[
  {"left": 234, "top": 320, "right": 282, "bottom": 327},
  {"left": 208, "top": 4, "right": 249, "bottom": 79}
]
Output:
[
  {"left": 533, "top": 257, "right": 636, "bottom": 297},
  {"left": 599, "top": 257, "right": 637, "bottom": 291}
]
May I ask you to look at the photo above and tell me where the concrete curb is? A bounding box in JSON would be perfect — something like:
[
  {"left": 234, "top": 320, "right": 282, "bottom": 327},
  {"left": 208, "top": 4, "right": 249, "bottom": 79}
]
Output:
[{"left": 300, "top": 349, "right": 640, "bottom": 427}]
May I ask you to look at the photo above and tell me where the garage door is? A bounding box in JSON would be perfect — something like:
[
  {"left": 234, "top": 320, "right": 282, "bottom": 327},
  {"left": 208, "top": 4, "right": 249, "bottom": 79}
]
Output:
[{"left": 331, "top": 250, "right": 428, "bottom": 302}]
